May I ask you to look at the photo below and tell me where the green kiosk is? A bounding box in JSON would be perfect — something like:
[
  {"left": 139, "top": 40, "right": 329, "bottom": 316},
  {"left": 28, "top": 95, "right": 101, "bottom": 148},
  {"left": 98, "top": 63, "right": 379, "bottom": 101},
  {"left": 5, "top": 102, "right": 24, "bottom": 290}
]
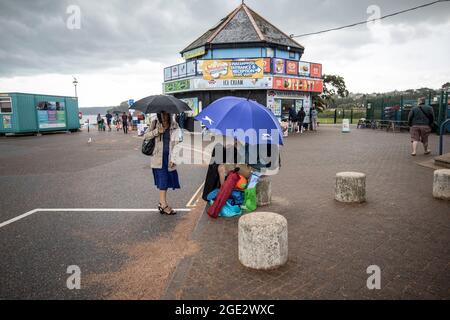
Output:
[{"left": 0, "top": 92, "right": 80, "bottom": 135}]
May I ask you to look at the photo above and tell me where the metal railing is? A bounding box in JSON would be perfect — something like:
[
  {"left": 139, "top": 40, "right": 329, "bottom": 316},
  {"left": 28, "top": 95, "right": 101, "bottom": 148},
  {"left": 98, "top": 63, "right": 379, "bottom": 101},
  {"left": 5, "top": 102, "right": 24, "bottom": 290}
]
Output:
[{"left": 439, "top": 119, "right": 450, "bottom": 156}]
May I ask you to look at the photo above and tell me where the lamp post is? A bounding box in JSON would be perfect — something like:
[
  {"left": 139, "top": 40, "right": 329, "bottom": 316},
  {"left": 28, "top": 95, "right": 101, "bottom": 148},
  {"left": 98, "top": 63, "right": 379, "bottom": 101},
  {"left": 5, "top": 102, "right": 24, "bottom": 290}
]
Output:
[{"left": 72, "top": 77, "right": 78, "bottom": 98}]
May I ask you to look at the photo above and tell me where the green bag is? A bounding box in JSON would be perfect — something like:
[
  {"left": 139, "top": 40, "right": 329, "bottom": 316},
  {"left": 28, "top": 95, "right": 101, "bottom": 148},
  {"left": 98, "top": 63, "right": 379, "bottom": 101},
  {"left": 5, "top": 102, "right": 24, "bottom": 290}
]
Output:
[{"left": 242, "top": 187, "right": 257, "bottom": 212}]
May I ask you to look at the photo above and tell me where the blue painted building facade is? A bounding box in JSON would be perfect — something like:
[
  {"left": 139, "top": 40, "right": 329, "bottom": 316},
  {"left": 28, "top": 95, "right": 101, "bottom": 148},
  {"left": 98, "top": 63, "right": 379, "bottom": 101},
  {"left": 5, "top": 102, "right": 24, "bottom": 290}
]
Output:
[{"left": 162, "top": 3, "right": 323, "bottom": 127}]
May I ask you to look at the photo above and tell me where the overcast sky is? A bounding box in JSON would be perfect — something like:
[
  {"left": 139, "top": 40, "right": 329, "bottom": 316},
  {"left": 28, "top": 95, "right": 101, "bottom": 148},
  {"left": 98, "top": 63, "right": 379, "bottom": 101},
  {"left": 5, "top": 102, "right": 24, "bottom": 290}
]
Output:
[{"left": 0, "top": 0, "right": 449, "bottom": 107}]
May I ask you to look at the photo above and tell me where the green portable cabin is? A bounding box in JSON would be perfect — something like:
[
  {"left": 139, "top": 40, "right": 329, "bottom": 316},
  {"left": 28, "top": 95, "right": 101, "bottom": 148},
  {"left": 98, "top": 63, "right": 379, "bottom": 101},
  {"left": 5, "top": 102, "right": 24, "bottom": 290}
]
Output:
[{"left": 0, "top": 92, "right": 80, "bottom": 134}]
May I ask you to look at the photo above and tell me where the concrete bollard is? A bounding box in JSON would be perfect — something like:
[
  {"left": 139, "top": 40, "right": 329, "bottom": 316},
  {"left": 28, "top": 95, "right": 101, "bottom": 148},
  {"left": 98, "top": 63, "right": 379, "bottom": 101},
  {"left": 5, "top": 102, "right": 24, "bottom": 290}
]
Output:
[
  {"left": 335, "top": 172, "right": 366, "bottom": 203},
  {"left": 256, "top": 176, "right": 272, "bottom": 206},
  {"left": 238, "top": 212, "right": 288, "bottom": 270},
  {"left": 433, "top": 169, "right": 450, "bottom": 200}
]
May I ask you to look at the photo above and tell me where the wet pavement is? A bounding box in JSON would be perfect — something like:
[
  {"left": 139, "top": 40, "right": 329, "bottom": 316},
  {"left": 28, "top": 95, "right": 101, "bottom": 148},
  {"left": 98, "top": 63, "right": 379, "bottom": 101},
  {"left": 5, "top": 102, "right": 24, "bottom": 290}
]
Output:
[
  {"left": 1, "top": 126, "right": 449, "bottom": 300},
  {"left": 165, "top": 126, "right": 450, "bottom": 300},
  {"left": 0, "top": 129, "right": 206, "bottom": 299}
]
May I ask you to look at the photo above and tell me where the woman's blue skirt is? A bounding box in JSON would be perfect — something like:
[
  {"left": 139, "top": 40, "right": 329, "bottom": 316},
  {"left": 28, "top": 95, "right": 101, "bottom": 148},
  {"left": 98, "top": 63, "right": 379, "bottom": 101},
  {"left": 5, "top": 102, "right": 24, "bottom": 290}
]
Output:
[{"left": 152, "top": 147, "right": 180, "bottom": 191}]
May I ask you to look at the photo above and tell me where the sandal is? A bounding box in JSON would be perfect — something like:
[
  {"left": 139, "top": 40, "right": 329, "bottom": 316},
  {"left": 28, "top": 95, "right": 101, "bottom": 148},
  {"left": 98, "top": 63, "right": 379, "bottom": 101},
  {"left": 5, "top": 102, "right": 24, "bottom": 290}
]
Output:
[{"left": 158, "top": 204, "right": 177, "bottom": 215}]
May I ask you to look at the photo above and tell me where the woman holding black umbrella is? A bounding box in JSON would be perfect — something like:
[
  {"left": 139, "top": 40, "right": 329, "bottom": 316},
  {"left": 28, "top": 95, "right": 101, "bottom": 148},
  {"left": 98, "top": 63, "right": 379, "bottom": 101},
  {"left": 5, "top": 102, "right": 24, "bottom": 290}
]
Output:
[
  {"left": 144, "top": 111, "right": 180, "bottom": 215},
  {"left": 133, "top": 94, "right": 190, "bottom": 215}
]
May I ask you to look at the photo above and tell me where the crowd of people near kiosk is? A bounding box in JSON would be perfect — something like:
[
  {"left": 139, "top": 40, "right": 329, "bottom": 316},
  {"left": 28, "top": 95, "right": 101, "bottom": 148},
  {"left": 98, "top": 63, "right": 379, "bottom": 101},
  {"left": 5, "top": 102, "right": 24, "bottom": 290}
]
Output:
[
  {"left": 280, "top": 105, "right": 319, "bottom": 137},
  {"left": 95, "top": 111, "right": 146, "bottom": 134}
]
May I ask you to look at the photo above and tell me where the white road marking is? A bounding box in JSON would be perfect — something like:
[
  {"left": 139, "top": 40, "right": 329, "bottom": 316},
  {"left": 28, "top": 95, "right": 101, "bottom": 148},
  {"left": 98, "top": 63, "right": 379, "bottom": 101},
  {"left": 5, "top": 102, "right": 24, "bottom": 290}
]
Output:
[
  {"left": 0, "top": 208, "right": 191, "bottom": 229},
  {"left": 186, "top": 182, "right": 205, "bottom": 208},
  {"left": 0, "top": 209, "right": 39, "bottom": 229},
  {"left": 38, "top": 208, "right": 191, "bottom": 212}
]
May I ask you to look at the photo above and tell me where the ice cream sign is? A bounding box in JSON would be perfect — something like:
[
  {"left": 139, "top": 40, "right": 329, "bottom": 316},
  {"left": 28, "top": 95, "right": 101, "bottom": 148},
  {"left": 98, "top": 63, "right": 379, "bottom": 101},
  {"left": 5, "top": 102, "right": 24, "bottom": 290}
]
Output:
[
  {"left": 273, "top": 77, "right": 324, "bottom": 93},
  {"left": 202, "top": 59, "right": 264, "bottom": 80}
]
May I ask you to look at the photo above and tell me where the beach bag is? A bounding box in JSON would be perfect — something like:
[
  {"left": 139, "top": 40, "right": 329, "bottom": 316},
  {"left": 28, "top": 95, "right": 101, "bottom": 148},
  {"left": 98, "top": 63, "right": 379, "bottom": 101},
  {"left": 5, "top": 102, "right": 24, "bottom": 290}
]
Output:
[
  {"left": 219, "top": 201, "right": 242, "bottom": 218},
  {"left": 242, "top": 187, "right": 257, "bottom": 212},
  {"left": 207, "top": 189, "right": 244, "bottom": 206},
  {"left": 241, "top": 172, "right": 262, "bottom": 212},
  {"left": 229, "top": 190, "right": 244, "bottom": 206},
  {"left": 207, "top": 189, "right": 220, "bottom": 202},
  {"left": 209, "top": 200, "right": 242, "bottom": 218}
]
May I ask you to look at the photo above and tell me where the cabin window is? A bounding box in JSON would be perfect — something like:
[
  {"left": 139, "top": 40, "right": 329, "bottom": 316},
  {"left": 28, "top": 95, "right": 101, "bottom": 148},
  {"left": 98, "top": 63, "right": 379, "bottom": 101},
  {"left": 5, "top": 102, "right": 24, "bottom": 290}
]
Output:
[{"left": 0, "top": 97, "right": 12, "bottom": 113}]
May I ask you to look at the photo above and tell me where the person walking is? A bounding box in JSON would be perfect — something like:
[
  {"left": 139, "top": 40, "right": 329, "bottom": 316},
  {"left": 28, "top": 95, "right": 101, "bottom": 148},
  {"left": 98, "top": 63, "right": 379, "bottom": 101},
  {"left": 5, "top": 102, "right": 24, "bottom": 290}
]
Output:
[
  {"left": 121, "top": 112, "right": 129, "bottom": 134},
  {"left": 114, "top": 113, "right": 121, "bottom": 131},
  {"left": 144, "top": 112, "right": 180, "bottom": 215},
  {"left": 128, "top": 112, "right": 133, "bottom": 131},
  {"left": 105, "top": 111, "right": 113, "bottom": 132},
  {"left": 96, "top": 113, "right": 102, "bottom": 131},
  {"left": 408, "top": 97, "right": 435, "bottom": 156},
  {"left": 297, "top": 107, "right": 306, "bottom": 133}
]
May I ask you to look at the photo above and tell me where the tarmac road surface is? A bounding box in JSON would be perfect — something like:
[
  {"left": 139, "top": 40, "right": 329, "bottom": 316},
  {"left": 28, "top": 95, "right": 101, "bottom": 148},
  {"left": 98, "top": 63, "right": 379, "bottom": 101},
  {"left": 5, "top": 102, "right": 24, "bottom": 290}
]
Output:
[{"left": 0, "top": 129, "right": 207, "bottom": 299}]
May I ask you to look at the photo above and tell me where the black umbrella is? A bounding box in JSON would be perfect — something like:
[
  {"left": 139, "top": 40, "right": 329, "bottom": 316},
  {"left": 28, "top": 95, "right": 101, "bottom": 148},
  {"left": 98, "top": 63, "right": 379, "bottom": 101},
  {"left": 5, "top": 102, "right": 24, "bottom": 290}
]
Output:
[{"left": 131, "top": 95, "right": 191, "bottom": 114}]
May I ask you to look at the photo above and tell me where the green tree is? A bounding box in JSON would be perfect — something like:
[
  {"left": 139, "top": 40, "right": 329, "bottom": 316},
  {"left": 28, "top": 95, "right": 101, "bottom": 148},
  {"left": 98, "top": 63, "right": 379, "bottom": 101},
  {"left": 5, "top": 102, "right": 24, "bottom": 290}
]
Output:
[
  {"left": 313, "top": 74, "right": 349, "bottom": 110},
  {"left": 442, "top": 82, "right": 450, "bottom": 90}
]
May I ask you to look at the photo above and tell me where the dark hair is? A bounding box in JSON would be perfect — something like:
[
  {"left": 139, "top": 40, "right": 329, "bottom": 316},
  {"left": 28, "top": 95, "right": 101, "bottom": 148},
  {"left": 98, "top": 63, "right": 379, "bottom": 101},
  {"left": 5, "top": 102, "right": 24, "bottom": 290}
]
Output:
[{"left": 157, "top": 112, "right": 171, "bottom": 125}]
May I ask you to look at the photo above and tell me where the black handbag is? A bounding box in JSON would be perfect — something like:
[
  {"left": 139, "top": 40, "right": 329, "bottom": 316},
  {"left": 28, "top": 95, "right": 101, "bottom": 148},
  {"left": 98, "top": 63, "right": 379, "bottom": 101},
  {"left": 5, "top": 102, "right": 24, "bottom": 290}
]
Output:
[
  {"left": 142, "top": 138, "right": 155, "bottom": 156},
  {"left": 141, "top": 120, "right": 157, "bottom": 156}
]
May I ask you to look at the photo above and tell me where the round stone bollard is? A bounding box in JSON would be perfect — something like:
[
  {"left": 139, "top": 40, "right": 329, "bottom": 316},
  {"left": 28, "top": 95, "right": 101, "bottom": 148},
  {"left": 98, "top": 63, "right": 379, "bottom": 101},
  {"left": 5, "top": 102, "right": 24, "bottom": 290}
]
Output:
[
  {"left": 433, "top": 169, "right": 450, "bottom": 200},
  {"left": 238, "top": 212, "right": 288, "bottom": 270},
  {"left": 335, "top": 172, "right": 366, "bottom": 203},
  {"left": 256, "top": 176, "right": 272, "bottom": 206}
]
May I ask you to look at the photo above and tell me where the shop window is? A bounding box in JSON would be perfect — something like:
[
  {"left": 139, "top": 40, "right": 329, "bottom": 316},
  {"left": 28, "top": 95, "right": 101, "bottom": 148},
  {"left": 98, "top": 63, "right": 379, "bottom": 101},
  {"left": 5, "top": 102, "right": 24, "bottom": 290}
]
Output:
[
  {"left": 0, "top": 97, "right": 12, "bottom": 113},
  {"left": 37, "top": 101, "right": 65, "bottom": 111},
  {"left": 289, "top": 51, "right": 296, "bottom": 59}
]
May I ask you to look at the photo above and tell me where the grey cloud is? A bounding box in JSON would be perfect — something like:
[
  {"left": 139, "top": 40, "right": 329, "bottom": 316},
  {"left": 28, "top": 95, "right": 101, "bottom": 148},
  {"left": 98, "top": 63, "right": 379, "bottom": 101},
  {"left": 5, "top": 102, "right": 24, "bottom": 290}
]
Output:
[{"left": 0, "top": 0, "right": 449, "bottom": 77}]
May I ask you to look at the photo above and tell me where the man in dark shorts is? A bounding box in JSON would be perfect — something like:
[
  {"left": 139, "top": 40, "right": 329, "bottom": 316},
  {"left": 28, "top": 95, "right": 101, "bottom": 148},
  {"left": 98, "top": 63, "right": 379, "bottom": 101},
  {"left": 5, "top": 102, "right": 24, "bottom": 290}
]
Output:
[{"left": 408, "top": 98, "right": 435, "bottom": 156}]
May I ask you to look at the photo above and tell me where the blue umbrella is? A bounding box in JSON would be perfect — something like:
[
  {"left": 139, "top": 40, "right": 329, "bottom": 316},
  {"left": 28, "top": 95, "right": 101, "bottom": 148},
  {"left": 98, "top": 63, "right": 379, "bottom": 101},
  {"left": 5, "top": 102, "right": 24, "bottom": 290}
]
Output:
[{"left": 195, "top": 96, "right": 283, "bottom": 145}]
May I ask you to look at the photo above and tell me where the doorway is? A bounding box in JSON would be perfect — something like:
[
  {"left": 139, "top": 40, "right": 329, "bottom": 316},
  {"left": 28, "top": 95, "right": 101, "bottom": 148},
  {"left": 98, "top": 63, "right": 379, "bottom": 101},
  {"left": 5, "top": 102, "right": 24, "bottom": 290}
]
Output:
[{"left": 281, "top": 99, "right": 295, "bottom": 121}]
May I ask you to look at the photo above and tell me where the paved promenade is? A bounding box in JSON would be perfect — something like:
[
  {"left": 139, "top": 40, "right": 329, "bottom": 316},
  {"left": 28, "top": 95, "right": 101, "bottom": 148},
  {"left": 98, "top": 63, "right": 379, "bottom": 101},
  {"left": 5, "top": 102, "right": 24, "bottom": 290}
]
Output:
[
  {"left": 166, "top": 126, "right": 450, "bottom": 300},
  {"left": 1, "top": 126, "right": 449, "bottom": 299}
]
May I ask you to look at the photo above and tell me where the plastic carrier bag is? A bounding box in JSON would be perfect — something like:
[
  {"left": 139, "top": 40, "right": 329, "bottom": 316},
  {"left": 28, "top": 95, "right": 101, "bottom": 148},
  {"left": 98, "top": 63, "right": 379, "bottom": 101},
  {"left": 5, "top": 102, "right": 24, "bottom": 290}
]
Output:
[
  {"left": 242, "top": 187, "right": 257, "bottom": 212},
  {"left": 209, "top": 199, "right": 242, "bottom": 218},
  {"left": 241, "top": 172, "right": 262, "bottom": 212}
]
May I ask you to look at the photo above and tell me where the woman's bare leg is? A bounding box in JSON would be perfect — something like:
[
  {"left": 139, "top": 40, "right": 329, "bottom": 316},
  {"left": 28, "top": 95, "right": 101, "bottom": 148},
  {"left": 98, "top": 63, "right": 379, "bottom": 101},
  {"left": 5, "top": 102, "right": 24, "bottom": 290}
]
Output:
[
  {"left": 159, "top": 190, "right": 167, "bottom": 207},
  {"left": 218, "top": 165, "right": 227, "bottom": 186}
]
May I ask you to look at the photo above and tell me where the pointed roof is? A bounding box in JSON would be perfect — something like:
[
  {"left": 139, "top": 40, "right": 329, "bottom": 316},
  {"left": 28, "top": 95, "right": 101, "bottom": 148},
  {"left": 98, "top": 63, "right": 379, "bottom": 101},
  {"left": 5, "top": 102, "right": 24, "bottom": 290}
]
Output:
[{"left": 181, "top": 3, "right": 304, "bottom": 55}]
